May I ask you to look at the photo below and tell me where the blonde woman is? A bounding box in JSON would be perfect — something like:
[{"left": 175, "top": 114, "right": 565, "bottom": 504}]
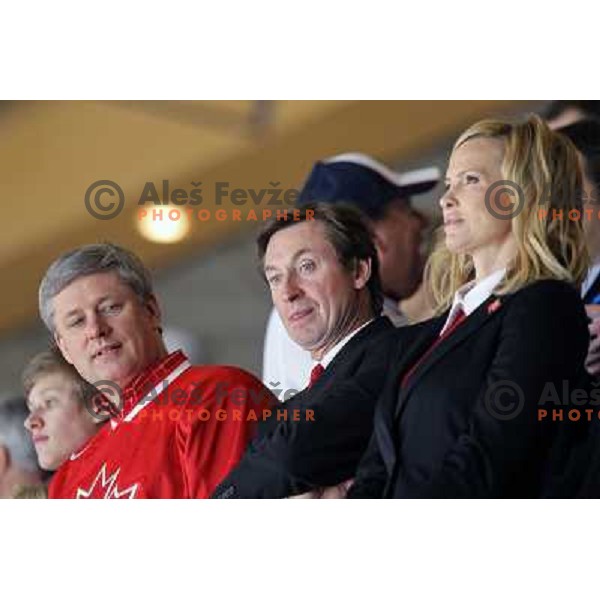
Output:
[{"left": 348, "top": 115, "right": 590, "bottom": 498}]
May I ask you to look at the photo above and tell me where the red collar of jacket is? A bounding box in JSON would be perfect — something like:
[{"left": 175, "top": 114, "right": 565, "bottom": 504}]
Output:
[{"left": 120, "top": 350, "right": 188, "bottom": 419}]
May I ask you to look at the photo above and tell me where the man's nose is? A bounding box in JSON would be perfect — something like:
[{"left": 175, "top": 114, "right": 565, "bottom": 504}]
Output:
[
  {"left": 85, "top": 312, "right": 110, "bottom": 339},
  {"left": 282, "top": 273, "right": 303, "bottom": 302}
]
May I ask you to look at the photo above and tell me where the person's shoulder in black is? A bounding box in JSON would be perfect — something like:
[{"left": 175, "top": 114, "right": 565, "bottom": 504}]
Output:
[{"left": 212, "top": 316, "right": 420, "bottom": 498}]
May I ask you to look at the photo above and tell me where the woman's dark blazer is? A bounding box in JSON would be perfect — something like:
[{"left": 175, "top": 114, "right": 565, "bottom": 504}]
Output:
[{"left": 347, "top": 279, "right": 590, "bottom": 498}]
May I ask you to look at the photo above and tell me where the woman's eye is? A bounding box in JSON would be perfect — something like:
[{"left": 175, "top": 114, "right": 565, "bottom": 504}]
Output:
[
  {"left": 44, "top": 398, "right": 56, "bottom": 409},
  {"left": 68, "top": 317, "right": 84, "bottom": 328},
  {"left": 466, "top": 174, "right": 480, "bottom": 184},
  {"left": 267, "top": 274, "right": 281, "bottom": 286}
]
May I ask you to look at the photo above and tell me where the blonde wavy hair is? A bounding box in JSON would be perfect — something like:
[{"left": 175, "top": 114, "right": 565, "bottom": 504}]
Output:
[{"left": 425, "top": 114, "right": 589, "bottom": 314}]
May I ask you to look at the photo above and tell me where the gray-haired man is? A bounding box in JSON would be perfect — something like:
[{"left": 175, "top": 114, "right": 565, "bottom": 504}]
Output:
[{"left": 39, "top": 243, "right": 275, "bottom": 498}]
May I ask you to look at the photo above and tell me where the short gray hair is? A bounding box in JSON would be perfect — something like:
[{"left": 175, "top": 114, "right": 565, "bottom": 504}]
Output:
[
  {"left": 39, "top": 243, "right": 155, "bottom": 333},
  {"left": 0, "top": 396, "right": 39, "bottom": 473}
]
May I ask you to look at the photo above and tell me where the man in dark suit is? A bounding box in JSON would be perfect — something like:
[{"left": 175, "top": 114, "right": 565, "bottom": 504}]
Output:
[
  {"left": 212, "top": 203, "right": 399, "bottom": 498},
  {"left": 262, "top": 153, "right": 439, "bottom": 395}
]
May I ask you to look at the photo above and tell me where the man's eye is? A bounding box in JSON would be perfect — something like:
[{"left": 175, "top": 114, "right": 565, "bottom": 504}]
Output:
[
  {"left": 44, "top": 397, "right": 56, "bottom": 409},
  {"left": 101, "top": 303, "right": 121, "bottom": 315},
  {"left": 267, "top": 274, "right": 281, "bottom": 286},
  {"left": 68, "top": 317, "right": 84, "bottom": 328},
  {"left": 299, "top": 260, "right": 315, "bottom": 274}
]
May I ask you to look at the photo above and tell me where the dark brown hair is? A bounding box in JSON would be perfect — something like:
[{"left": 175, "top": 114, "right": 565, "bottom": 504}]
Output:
[{"left": 257, "top": 202, "right": 384, "bottom": 315}]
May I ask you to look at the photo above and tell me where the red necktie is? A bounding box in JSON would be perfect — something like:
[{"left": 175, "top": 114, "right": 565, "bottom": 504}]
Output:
[
  {"left": 440, "top": 306, "right": 467, "bottom": 338},
  {"left": 308, "top": 363, "right": 325, "bottom": 388},
  {"left": 401, "top": 307, "right": 467, "bottom": 388}
]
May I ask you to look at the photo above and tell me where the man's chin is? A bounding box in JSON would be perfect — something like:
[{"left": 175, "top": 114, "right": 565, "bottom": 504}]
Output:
[
  {"left": 285, "top": 332, "right": 319, "bottom": 354},
  {"left": 90, "top": 364, "right": 130, "bottom": 387},
  {"left": 381, "top": 284, "right": 404, "bottom": 302},
  {"left": 393, "top": 276, "right": 423, "bottom": 301}
]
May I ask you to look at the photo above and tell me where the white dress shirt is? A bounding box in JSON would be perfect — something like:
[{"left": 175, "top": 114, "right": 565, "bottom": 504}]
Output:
[
  {"left": 313, "top": 318, "right": 374, "bottom": 371},
  {"left": 262, "top": 299, "right": 401, "bottom": 400},
  {"left": 582, "top": 262, "right": 600, "bottom": 299},
  {"left": 439, "top": 269, "right": 506, "bottom": 337}
]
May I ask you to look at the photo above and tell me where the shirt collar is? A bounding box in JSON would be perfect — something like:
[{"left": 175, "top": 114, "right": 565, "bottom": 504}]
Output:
[
  {"left": 582, "top": 262, "right": 600, "bottom": 298},
  {"left": 119, "top": 350, "right": 189, "bottom": 419},
  {"left": 382, "top": 296, "right": 407, "bottom": 327},
  {"left": 315, "top": 319, "right": 374, "bottom": 370},
  {"left": 440, "top": 268, "right": 505, "bottom": 336},
  {"left": 456, "top": 268, "right": 506, "bottom": 315}
]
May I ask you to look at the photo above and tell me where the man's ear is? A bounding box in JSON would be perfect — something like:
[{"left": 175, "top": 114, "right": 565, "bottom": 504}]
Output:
[
  {"left": 353, "top": 258, "right": 372, "bottom": 291},
  {"left": 54, "top": 331, "right": 74, "bottom": 365},
  {"left": 144, "top": 295, "right": 162, "bottom": 329}
]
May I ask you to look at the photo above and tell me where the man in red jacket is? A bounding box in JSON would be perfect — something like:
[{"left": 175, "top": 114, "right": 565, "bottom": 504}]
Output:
[{"left": 38, "top": 243, "right": 274, "bottom": 498}]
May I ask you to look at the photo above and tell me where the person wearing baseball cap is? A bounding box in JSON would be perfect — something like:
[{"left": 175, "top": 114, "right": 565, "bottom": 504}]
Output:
[{"left": 262, "top": 152, "right": 440, "bottom": 397}]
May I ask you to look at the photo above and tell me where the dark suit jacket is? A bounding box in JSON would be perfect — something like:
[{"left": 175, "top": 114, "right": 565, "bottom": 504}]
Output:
[
  {"left": 348, "top": 279, "right": 590, "bottom": 499},
  {"left": 548, "top": 371, "right": 600, "bottom": 498},
  {"left": 212, "top": 316, "right": 401, "bottom": 498}
]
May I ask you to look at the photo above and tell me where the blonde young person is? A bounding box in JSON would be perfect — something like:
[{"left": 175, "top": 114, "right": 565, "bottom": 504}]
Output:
[{"left": 23, "top": 349, "right": 103, "bottom": 474}]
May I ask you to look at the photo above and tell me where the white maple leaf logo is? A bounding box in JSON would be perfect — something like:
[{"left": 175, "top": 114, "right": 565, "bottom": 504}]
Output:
[{"left": 76, "top": 463, "right": 139, "bottom": 499}]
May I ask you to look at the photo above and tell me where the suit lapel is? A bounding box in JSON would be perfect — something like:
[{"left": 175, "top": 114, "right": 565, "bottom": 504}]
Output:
[
  {"left": 293, "top": 317, "right": 393, "bottom": 403},
  {"left": 373, "top": 318, "right": 443, "bottom": 474},
  {"left": 309, "top": 316, "right": 392, "bottom": 389},
  {"left": 394, "top": 295, "right": 505, "bottom": 420}
]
